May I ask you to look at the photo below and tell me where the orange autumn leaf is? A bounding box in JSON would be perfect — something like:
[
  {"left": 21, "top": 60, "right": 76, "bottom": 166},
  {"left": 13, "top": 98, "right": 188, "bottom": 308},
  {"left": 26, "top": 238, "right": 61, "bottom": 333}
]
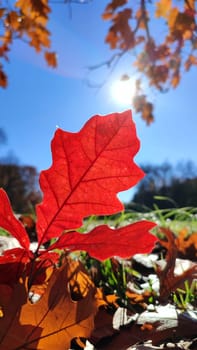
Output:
[
  {"left": 167, "top": 7, "right": 179, "bottom": 31},
  {"left": 105, "top": 30, "right": 119, "bottom": 49},
  {"left": 105, "top": 0, "right": 128, "bottom": 12},
  {"left": 5, "top": 11, "right": 21, "bottom": 31},
  {"left": 0, "top": 259, "right": 97, "bottom": 349},
  {"left": 45, "top": 51, "right": 58, "bottom": 68},
  {"left": 171, "top": 72, "right": 180, "bottom": 87},
  {"left": 95, "top": 288, "right": 119, "bottom": 309},
  {"left": 175, "top": 228, "right": 197, "bottom": 259},
  {"left": 140, "top": 322, "right": 154, "bottom": 331},
  {"left": 15, "top": 0, "right": 50, "bottom": 21},
  {"left": 155, "top": 0, "right": 172, "bottom": 19},
  {"left": 185, "top": 54, "right": 197, "bottom": 71}
]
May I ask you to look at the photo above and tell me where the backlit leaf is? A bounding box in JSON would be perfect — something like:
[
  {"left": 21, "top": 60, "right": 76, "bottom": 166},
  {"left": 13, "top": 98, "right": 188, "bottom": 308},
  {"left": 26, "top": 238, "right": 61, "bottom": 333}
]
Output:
[
  {"left": 155, "top": 0, "right": 172, "bottom": 18},
  {"left": 167, "top": 7, "right": 179, "bottom": 31},
  {"left": 0, "top": 248, "right": 31, "bottom": 286},
  {"left": 0, "top": 189, "right": 30, "bottom": 250},
  {"left": 171, "top": 72, "right": 180, "bottom": 87},
  {"left": 48, "top": 221, "right": 157, "bottom": 261},
  {"left": 44, "top": 51, "right": 57, "bottom": 67},
  {"left": 36, "top": 110, "right": 144, "bottom": 245},
  {"left": 0, "top": 69, "right": 7, "bottom": 88}
]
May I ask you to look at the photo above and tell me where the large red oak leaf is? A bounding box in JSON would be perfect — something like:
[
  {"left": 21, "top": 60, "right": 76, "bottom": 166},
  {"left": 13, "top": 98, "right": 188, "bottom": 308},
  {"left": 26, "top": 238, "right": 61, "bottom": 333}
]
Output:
[
  {"left": 36, "top": 110, "right": 144, "bottom": 245},
  {"left": 0, "top": 189, "right": 30, "bottom": 250},
  {"left": 47, "top": 221, "right": 157, "bottom": 261}
]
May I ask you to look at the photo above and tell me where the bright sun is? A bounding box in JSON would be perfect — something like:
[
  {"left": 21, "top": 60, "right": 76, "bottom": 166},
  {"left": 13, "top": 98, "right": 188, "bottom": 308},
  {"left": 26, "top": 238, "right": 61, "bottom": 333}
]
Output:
[{"left": 110, "top": 77, "right": 136, "bottom": 106}]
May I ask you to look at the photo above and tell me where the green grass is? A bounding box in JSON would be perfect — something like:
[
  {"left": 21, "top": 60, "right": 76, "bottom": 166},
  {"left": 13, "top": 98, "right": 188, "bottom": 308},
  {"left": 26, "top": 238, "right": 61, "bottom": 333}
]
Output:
[
  {"left": 81, "top": 206, "right": 197, "bottom": 235},
  {"left": 0, "top": 228, "right": 10, "bottom": 236}
]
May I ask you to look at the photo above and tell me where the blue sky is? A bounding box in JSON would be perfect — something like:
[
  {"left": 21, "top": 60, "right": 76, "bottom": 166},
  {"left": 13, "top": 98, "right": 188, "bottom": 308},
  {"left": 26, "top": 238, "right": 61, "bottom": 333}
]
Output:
[{"left": 0, "top": 1, "right": 197, "bottom": 203}]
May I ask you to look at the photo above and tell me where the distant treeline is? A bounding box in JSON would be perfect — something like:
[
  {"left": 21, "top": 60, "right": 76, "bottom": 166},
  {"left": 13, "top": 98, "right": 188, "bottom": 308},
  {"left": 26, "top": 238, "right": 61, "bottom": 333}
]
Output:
[
  {"left": 126, "top": 161, "right": 197, "bottom": 210},
  {"left": 0, "top": 163, "right": 41, "bottom": 213},
  {"left": 0, "top": 129, "right": 42, "bottom": 213}
]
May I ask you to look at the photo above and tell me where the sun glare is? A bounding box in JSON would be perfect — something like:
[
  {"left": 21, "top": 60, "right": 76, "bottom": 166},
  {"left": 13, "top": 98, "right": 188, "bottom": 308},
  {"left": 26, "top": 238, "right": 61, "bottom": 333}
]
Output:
[{"left": 110, "top": 77, "right": 136, "bottom": 106}]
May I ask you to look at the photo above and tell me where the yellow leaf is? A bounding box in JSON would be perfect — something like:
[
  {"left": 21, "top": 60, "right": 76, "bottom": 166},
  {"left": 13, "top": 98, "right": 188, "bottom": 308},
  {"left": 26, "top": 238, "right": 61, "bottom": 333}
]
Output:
[
  {"left": 155, "top": 0, "right": 172, "bottom": 19},
  {"left": 167, "top": 7, "right": 179, "bottom": 30}
]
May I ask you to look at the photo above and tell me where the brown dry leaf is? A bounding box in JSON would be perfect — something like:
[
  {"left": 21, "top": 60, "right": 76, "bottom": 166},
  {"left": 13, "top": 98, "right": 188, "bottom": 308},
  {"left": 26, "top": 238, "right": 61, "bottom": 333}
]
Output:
[
  {"left": 104, "top": 8, "right": 134, "bottom": 50},
  {"left": 0, "top": 284, "right": 13, "bottom": 306},
  {"left": 172, "top": 12, "right": 196, "bottom": 34},
  {"left": 6, "top": 11, "right": 21, "bottom": 31},
  {"left": 104, "top": 0, "right": 128, "bottom": 13},
  {"left": 0, "top": 8, "right": 5, "bottom": 18},
  {"left": 0, "top": 258, "right": 97, "bottom": 349},
  {"left": 105, "top": 30, "right": 119, "bottom": 49},
  {"left": 141, "top": 102, "right": 154, "bottom": 125},
  {"left": 93, "top": 309, "right": 197, "bottom": 350},
  {"left": 45, "top": 51, "right": 58, "bottom": 68},
  {"left": 102, "top": 0, "right": 128, "bottom": 21},
  {"left": 158, "top": 228, "right": 197, "bottom": 302},
  {"left": 0, "top": 69, "right": 7, "bottom": 88},
  {"left": 90, "top": 306, "right": 116, "bottom": 345},
  {"left": 0, "top": 44, "right": 9, "bottom": 60}
]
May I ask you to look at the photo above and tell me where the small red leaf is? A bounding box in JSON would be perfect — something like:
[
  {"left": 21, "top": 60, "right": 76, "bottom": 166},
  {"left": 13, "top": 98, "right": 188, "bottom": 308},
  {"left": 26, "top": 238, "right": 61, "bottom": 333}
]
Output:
[
  {"left": 48, "top": 221, "right": 157, "bottom": 261},
  {"left": 0, "top": 189, "right": 30, "bottom": 250},
  {"left": 36, "top": 110, "right": 144, "bottom": 245}
]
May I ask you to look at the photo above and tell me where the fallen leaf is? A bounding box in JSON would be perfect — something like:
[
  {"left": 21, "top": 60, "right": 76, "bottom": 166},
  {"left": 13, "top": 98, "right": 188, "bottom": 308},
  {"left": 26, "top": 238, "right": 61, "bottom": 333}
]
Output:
[
  {"left": 0, "top": 259, "right": 97, "bottom": 349},
  {"left": 91, "top": 304, "right": 197, "bottom": 349},
  {"left": 158, "top": 228, "right": 197, "bottom": 302}
]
